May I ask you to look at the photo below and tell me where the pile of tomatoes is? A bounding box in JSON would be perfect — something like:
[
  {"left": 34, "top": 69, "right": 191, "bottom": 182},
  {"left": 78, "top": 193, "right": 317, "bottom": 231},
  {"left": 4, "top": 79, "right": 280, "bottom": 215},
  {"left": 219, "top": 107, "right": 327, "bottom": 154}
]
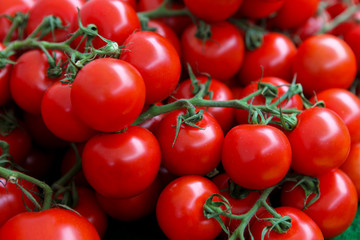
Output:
[{"left": 1, "top": 0, "right": 360, "bottom": 239}]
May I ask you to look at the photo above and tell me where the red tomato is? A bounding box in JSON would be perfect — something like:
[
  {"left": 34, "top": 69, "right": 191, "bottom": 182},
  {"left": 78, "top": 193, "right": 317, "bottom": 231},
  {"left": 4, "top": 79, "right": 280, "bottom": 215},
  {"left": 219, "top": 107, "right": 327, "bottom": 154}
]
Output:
[
  {"left": 156, "top": 109, "right": 224, "bottom": 176},
  {"left": 236, "top": 0, "right": 285, "bottom": 19},
  {"left": 311, "top": 88, "right": 360, "bottom": 143},
  {"left": 250, "top": 207, "right": 324, "bottom": 240},
  {"left": 70, "top": 58, "right": 145, "bottom": 132},
  {"left": 156, "top": 175, "right": 222, "bottom": 240},
  {"left": 183, "top": 0, "right": 243, "bottom": 22},
  {"left": 0, "top": 177, "right": 39, "bottom": 227},
  {"left": 344, "top": 25, "right": 360, "bottom": 71},
  {"left": 237, "top": 33, "right": 297, "bottom": 86},
  {"left": 21, "top": 148, "right": 55, "bottom": 180},
  {"left": 281, "top": 169, "right": 358, "bottom": 239},
  {"left": 287, "top": 107, "right": 351, "bottom": 176},
  {"left": 222, "top": 124, "right": 292, "bottom": 189},
  {"left": 41, "top": 81, "right": 97, "bottom": 142},
  {"left": 0, "top": 43, "right": 11, "bottom": 106},
  {"left": 181, "top": 21, "right": 244, "bottom": 81},
  {"left": 294, "top": 10, "right": 331, "bottom": 41},
  {"left": 10, "top": 49, "right": 65, "bottom": 114},
  {"left": 340, "top": 143, "right": 360, "bottom": 200},
  {"left": 269, "top": 0, "right": 320, "bottom": 29},
  {"left": 0, "top": 208, "right": 100, "bottom": 240},
  {"left": 120, "top": 31, "right": 181, "bottom": 104},
  {"left": 138, "top": 102, "right": 166, "bottom": 133},
  {"left": 292, "top": 34, "right": 357, "bottom": 96},
  {"left": 169, "top": 76, "right": 235, "bottom": 133},
  {"left": 82, "top": 126, "right": 161, "bottom": 198}
]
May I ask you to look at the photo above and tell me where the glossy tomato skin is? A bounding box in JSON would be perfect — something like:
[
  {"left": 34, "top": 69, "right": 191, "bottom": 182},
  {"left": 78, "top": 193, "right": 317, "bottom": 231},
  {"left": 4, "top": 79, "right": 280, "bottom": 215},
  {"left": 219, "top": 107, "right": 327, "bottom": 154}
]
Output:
[
  {"left": 70, "top": 58, "right": 145, "bottom": 132},
  {"left": 0, "top": 208, "right": 100, "bottom": 240},
  {"left": 340, "top": 143, "right": 360, "bottom": 199},
  {"left": 0, "top": 43, "right": 11, "bottom": 106},
  {"left": 147, "top": 20, "right": 181, "bottom": 55},
  {"left": 156, "top": 175, "right": 222, "bottom": 240},
  {"left": 10, "top": 50, "right": 64, "bottom": 114},
  {"left": 287, "top": 107, "right": 351, "bottom": 176},
  {"left": 344, "top": 25, "right": 360, "bottom": 71},
  {"left": 222, "top": 124, "right": 292, "bottom": 190},
  {"left": 41, "top": 81, "right": 97, "bottom": 142},
  {"left": 169, "top": 76, "right": 235, "bottom": 133},
  {"left": 156, "top": 110, "right": 224, "bottom": 176},
  {"left": 292, "top": 34, "right": 357, "bottom": 96},
  {"left": 281, "top": 169, "right": 358, "bottom": 239},
  {"left": 120, "top": 31, "right": 181, "bottom": 104},
  {"left": 237, "top": 33, "right": 297, "bottom": 86},
  {"left": 181, "top": 21, "right": 244, "bottom": 81},
  {"left": 250, "top": 207, "right": 324, "bottom": 240},
  {"left": 236, "top": 0, "right": 285, "bottom": 19},
  {"left": 311, "top": 88, "right": 360, "bottom": 143},
  {"left": 82, "top": 126, "right": 161, "bottom": 198}
]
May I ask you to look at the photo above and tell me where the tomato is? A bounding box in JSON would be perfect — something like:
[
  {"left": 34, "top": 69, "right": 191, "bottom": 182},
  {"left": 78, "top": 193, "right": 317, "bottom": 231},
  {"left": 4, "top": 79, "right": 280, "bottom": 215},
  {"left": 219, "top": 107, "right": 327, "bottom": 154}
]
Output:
[
  {"left": 0, "top": 177, "right": 39, "bottom": 227},
  {"left": 70, "top": 58, "right": 145, "bottom": 132},
  {"left": 281, "top": 169, "right": 358, "bottom": 239},
  {"left": 71, "top": 0, "right": 140, "bottom": 49},
  {"left": 169, "top": 76, "right": 235, "bottom": 133},
  {"left": 0, "top": 208, "right": 100, "bottom": 240},
  {"left": 250, "top": 207, "right": 324, "bottom": 240},
  {"left": 82, "top": 126, "right": 161, "bottom": 198},
  {"left": 237, "top": 33, "right": 297, "bottom": 86},
  {"left": 294, "top": 10, "right": 331, "bottom": 41},
  {"left": 138, "top": 102, "right": 166, "bottom": 133},
  {"left": 147, "top": 20, "right": 181, "bottom": 55},
  {"left": 156, "top": 109, "right": 224, "bottom": 176},
  {"left": 74, "top": 188, "right": 108, "bottom": 238},
  {"left": 181, "top": 21, "right": 244, "bottom": 81},
  {"left": 156, "top": 175, "right": 222, "bottom": 240},
  {"left": 340, "top": 143, "right": 360, "bottom": 200},
  {"left": 10, "top": 49, "right": 65, "bottom": 115},
  {"left": 311, "top": 88, "right": 360, "bottom": 143},
  {"left": 235, "top": 77, "right": 303, "bottom": 125},
  {"left": 287, "top": 107, "right": 351, "bottom": 176},
  {"left": 0, "top": 43, "right": 11, "bottom": 106},
  {"left": 236, "top": 0, "right": 285, "bottom": 19},
  {"left": 292, "top": 34, "right": 357, "bottom": 96},
  {"left": 344, "top": 25, "right": 360, "bottom": 71},
  {"left": 120, "top": 31, "right": 181, "bottom": 105},
  {"left": 26, "top": 0, "right": 83, "bottom": 42},
  {"left": 269, "top": 0, "right": 320, "bottom": 29},
  {"left": 222, "top": 124, "right": 292, "bottom": 190},
  {"left": 183, "top": 0, "right": 243, "bottom": 22},
  {"left": 21, "top": 148, "right": 55, "bottom": 180},
  {"left": 41, "top": 81, "right": 97, "bottom": 142}
]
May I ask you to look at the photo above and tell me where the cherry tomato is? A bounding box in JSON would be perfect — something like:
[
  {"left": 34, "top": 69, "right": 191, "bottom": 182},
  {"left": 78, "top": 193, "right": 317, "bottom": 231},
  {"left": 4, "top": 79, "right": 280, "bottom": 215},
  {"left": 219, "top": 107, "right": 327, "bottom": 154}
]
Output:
[
  {"left": 120, "top": 31, "right": 181, "bottom": 104},
  {"left": 292, "top": 34, "right": 357, "bottom": 96},
  {"left": 294, "top": 10, "right": 331, "bottom": 41},
  {"left": 222, "top": 124, "right": 292, "bottom": 189},
  {"left": 82, "top": 126, "right": 161, "bottom": 198},
  {"left": 281, "top": 169, "right": 358, "bottom": 239},
  {"left": 156, "top": 109, "right": 224, "bottom": 176},
  {"left": 340, "top": 143, "right": 360, "bottom": 200},
  {"left": 344, "top": 25, "right": 360, "bottom": 71},
  {"left": 237, "top": 33, "right": 297, "bottom": 86},
  {"left": 147, "top": 20, "right": 181, "bottom": 55},
  {"left": 236, "top": 0, "right": 285, "bottom": 19},
  {"left": 287, "top": 107, "right": 351, "bottom": 176},
  {"left": 156, "top": 175, "right": 222, "bottom": 240},
  {"left": 250, "top": 207, "right": 324, "bottom": 240},
  {"left": 0, "top": 43, "right": 11, "bottom": 106},
  {"left": 0, "top": 208, "right": 100, "bottom": 240},
  {"left": 181, "top": 21, "right": 244, "bottom": 81},
  {"left": 70, "top": 58, "right": 145, "bottom": 132}
]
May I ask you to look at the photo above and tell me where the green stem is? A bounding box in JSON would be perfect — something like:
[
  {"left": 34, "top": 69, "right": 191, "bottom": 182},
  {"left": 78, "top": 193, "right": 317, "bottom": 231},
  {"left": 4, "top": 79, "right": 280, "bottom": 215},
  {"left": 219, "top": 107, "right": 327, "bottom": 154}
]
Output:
[
  {"left": 137, "top": 0, "right": 190, "bottom": 19},
  {"left": 3, "top": 16, "right": 21, "bottom": 45}
]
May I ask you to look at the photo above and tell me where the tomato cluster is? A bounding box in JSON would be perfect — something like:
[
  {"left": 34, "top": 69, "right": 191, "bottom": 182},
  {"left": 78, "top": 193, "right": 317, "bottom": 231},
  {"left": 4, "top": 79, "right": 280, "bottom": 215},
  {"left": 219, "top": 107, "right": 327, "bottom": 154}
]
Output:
[{"left": 1, "top": 0, "right": 360, "bottom": 239}]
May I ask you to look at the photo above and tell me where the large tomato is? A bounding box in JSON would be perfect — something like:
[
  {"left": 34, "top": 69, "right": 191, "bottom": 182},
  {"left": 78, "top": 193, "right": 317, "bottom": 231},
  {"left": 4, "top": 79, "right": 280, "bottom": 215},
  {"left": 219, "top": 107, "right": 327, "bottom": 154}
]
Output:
[
  {"left": 0, "top": 208, "right": 100, "bottom": 240},
  {"left": 287, "top": 107, "right": 351, "bottom": 176},
  {"left": 156, "top": 109, "right": 224, "bottom": 176},
  {"left": 70, "top": 58, "right": 145, "bottom": 132},
  {"left": 222, "top": 124, "right": 292, "bottom": 189},
  {"left": 156, "top": 175, "right": 222, "bottom": 240},
  {"left": 81, "top": 126, "right": 161, "bottom": 198},
  {"left": 281, "top": 169, "right": 358, "bottom": 239}
]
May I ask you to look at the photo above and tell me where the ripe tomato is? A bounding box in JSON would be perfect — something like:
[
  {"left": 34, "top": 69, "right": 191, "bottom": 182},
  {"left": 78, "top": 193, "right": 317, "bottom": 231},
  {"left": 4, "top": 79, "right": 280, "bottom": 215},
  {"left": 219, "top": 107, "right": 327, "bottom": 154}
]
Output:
[
  {"left": 292, "top": 34, "right": 357, "bottom": 96},
  {"left": 250, "top": 207, "right": 324, "bottom": 240},
  {"left": 147, "top": 20, "right": 181, "bottom": 55},
  {"left": 0, "top": 43, "right": 11, "bottom": 106},
  {"left": 294, "top": 10, "right": 331, "bottom": 41},
  {"left": 181, "top": 21, "right": 244, "bottom": 81},
  {"left": 156, "top": 175, "right": 222, "bottom": 240},
  {"left": 287, "top": 107, "right": 351, "bottom": 176},
  {"left": 41, "top": 81, "right": 97, "bottom": 142},
  {"left": 236, "top": 0, "right": 285, "bottom": 19},
  {"left": 340, "top": 143, "right": 360, "bottom": 200},
  {"left": 156, "top": 109, "right": 224, "bottom": 176},
  {"left": 222, "top": 124, "right": 292, "bottom": 190},
  {"left": 120, "top": 31, "right": 181, "bottom": 104},
  {"left": 70, "top": 58, "right": 145, "bottom": 132},
  {"left": 0, "top": 208, "right": 100, "bottom": 240},
  {"left": 21, "top": 148, "right": 55, "bottom": 180},
  {"left": 344, "top": 25, "right": 360, "bottom": 71},
  {"left": 237, "top": 33, "right": 297, "bottom": 86},
  {"left": 82, "top": 126, "right": 161, "bottom": 198},
  {"left": 281, "top": 169, "right": 358, "bottom": 239}
]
